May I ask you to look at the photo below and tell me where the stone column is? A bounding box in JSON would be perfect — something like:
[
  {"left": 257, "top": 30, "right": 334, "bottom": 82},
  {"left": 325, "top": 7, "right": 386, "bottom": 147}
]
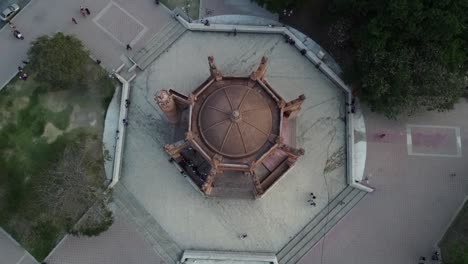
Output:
[
  {"left": 249, "top": 172, "right": 264, "bottom": 197},
  {"left": 250, "top": 56, "right": 268, "bottom": 81},
  {"left": 284, "top": 94, "right": 306, "bottom": 119},
  {"left": 155, "top": 90, "right": 179, "bottom": 124},
  {"left": 208, "top": 56, "right": 223, "bottom": 81},
  {"left": 202, "top": 169, "right": 217, "bottom": 194},
  {"left": 164, "top": 140, "right": 190, "bottom": 160},
  {"left": 281, "top": 145, "right": 305, "bottom": 166}
]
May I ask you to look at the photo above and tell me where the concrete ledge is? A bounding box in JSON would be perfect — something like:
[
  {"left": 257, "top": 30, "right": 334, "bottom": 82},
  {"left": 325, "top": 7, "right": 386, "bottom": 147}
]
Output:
[
  {"left": 109, "top": 73, "right": 132, "bottom": 188},
  {"left": 181, "top": 250, "right": 278, "bottom": 264}
]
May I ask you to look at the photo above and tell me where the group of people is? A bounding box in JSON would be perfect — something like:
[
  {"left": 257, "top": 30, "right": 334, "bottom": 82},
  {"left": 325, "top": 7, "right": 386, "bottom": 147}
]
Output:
[
  {"left": 72, "top": 6, "right": 91, "bottom": 24},
  {"left": 418, "top": 251, "right": 440, "bottom": 263},
  {"left": 346, "top": 98, "right": 356, "bottom": 114},
  {"left": 227, "top": 28, "right": 237, "bottom": 36},
  {"left": 284, "top": 34, "right": 295, "bottom": 45},
  {"left": 307, "top": 192, "right": 317, "bottom": 207},
  {"left": 8, "top": 21, "right": 24, "bottom": 40},
  {"left": 17, "top": 65, "right": 28, "bottom": 81},
  {"left": 122, "top": 118, "right": 129, "bottom": 127}
]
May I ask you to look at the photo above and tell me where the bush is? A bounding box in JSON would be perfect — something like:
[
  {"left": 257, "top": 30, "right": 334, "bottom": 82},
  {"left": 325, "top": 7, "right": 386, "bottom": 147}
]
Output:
[{"left": 72, "top": 201, "right": 113, "bottom": 237}]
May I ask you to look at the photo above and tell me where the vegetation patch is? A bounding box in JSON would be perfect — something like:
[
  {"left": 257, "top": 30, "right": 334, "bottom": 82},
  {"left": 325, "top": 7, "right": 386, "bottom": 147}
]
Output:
[
  {"left": 440, "top": 201, "right": 468, "bottom": 264},
  {"left": 0, "top": 33, "right": 116, "bottom": 260}
]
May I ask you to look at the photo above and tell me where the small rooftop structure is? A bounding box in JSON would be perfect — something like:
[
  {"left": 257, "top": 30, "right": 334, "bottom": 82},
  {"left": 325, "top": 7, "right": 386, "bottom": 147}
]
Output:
[{"left": 157, "top": 56, "right": 305, "bottom": 199}]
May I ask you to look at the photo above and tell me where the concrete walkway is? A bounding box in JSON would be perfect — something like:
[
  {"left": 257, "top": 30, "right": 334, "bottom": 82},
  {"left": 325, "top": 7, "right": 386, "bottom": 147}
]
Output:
[
  {"left": 0, "top": 228, "right": 38, "bottom": 264},
  {"left": 299, "top": 101, "right": 468, "bottom": 264}
]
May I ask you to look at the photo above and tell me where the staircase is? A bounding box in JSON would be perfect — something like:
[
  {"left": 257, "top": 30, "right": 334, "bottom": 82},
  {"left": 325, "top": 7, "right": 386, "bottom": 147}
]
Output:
[
  {"left": 277, "top": 186, "right": 367, "bottom": 264},
  {"left": 113, "top": 183, "right": 182, "bottom": 264},
  {"left": 133, "top": 20, "right": 187, "bottom": 70}
]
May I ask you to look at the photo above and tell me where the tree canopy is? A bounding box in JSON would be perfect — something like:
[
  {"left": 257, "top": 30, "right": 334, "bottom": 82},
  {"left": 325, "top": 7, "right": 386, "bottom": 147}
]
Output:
[
  {"left": 28, "top": 32, "right": 88, "bottom": 89},
  {"left": 334, "top": 0, "right": 468, "bottom": 118},
  {"left": 252, "top": 0, "right": 303, "bottom": 13}
]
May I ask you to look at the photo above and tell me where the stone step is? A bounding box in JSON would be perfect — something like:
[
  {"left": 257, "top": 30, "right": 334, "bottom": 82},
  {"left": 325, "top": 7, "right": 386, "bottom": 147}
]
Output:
[
  {"left": 286, "top": 190, "right": 366, "bottom": 264},
  {"left": 133, "top": 20, "right": 180, "bottom": 62},
  {"left": 113, "top": 183, "right": 182, "bottom": 264},
  {"left": 277, "top": 186, "right": 353, "bottom": 260},
  {"left": 137, "top": 24, "right": 187, "bottom": 70},
  {"left": 133, "top": 21, "right": 187, "bottom": 70},
  {"left": 210, "top": 187, "right": 255, "bottom": 199},
  {"left": 277, "top": 186, "right": 366, "bottom": 264}
]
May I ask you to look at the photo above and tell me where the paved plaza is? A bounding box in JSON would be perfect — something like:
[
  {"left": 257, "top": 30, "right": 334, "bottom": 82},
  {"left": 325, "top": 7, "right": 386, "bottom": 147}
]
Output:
[
  {"left": 300, "top": 102, "right": 468, "bottom": 264},
  {"left": 0, "top": 0, "right": 467, "bottom": 263},
  {"left": 121, "top": 30, "right": 347, "bottom": 252}
]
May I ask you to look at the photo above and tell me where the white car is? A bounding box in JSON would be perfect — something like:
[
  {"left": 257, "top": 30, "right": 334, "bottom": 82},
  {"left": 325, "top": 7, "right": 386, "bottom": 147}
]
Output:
[{"left": 0, "top": 4, "right": 20, "bottom": 22}]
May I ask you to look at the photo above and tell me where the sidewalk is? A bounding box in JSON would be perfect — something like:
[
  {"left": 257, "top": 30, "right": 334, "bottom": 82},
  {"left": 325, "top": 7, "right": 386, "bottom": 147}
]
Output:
[{"left": 0, "top": 228, "right": 38, "bottom": 264}]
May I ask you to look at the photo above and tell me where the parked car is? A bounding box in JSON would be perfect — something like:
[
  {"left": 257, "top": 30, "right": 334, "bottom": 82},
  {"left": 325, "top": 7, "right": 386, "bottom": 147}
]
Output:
[{"left": 0, "top": 4, "right": 20, "bottom": 22}]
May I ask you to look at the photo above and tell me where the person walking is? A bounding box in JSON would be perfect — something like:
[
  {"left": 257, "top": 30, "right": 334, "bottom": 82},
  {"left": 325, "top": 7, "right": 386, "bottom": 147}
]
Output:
[
  {"left": 85, "top": 8, "right": 90, "bottom": 15},
  {"left": 72, "top": 17, "right": 77, "bottom": 24},
  {"left": 126, "top": 44, "right": 132, "bottom": 50}
]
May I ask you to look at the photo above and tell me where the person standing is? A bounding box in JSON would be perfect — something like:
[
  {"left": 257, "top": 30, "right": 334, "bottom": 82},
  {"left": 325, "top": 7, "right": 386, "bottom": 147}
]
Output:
[
  {"left": 72, "top": 17, "right": 77, "bottom": 24},
  {"left": 85, "top": 8, "right": 90, "bottom": 15}
]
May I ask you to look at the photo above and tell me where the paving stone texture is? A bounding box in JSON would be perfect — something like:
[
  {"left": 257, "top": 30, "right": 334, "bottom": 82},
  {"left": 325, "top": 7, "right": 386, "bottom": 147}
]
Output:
[
  {"left": 46, "top": 209, "right": 166, "bottom": 264},
  {"left": 121, "top": 30, "right": 347, "bottom": 253},
  {"left": 299, "top": 102, "right": 468, "bottom": 264}
]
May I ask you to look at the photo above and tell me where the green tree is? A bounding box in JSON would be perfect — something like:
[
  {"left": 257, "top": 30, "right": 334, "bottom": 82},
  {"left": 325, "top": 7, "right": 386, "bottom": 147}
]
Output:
[
  {"left": 334, "top": 0, "right": 468, "bottom": 118},
  {"left": 28, "top": 32, "right": 88, "bottom": 89},
  {"left": 251, "top": 0, "right": 302, "bottom": 13}
]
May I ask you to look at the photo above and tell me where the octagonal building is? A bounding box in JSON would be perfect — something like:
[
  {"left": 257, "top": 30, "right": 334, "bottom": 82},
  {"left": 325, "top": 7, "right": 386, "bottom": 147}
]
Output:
[{"left": 157, "top": 56, "right": 306, "bottom": 199}]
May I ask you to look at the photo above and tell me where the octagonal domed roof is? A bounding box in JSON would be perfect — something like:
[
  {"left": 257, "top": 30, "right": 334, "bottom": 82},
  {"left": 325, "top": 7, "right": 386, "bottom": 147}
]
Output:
[{"left": 198, "top": 84, "right": 273, "bottom": 158}]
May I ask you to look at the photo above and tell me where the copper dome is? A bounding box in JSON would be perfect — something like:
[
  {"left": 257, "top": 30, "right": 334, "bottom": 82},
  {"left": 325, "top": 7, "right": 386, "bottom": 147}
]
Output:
[
  {"left": 160, "top": 56, "right": 306, "bottom": 199},
  {"left": 198, "top": 85, "right": 273, "bottom": 158}
]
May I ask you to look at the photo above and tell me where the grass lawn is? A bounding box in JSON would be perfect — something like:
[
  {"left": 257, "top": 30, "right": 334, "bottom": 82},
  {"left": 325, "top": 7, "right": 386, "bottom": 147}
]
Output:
[
  {"left": 440, "top": 200, "right": 468, "bottom": 263},
  {"left": 0, "top": 61, "right": 115, "bottom": 260},
  {"left": 160, "top": 0, "right": 199, "bottom": 19}
]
